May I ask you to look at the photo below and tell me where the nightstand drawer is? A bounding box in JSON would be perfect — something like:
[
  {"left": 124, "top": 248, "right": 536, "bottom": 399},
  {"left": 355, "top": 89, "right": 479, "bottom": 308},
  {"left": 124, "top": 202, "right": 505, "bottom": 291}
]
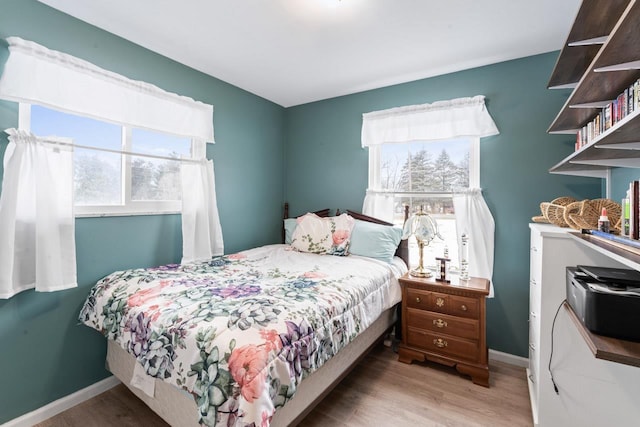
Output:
[
  {"left": 406, "top": 288, "right": 479, "bottom": 319},
  {"left": 406, "top": 327, "right": 479, "bottom": 362},
  {"left": 407, "top": 308, "right": 479, "bottom": 340}
]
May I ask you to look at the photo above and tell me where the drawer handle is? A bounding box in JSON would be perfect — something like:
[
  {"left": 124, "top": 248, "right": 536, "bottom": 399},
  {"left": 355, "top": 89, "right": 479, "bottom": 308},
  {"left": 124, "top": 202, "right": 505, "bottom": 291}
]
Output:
[
  {"left": 531, "top": 246, "right": 537, "bottom": 252},
  {"left": 415, "top": 297, "right": 421, "bottom": 303},
  {"left": 529, "top": 343, "right": 536, "bottom": 350},
  {"left": 530, "top": 279, "right": 537, "bottom": 286},
  {"left": 436, "top": 297, "right": 445, "bottom": 307},
  {"left": 433, "top": 318, "right": 447, "bottom": 328},
  {"left": 460, "top": 304, "right": 468, "bottom": 311},
  {"left": 528, "top": 374, "right": 535, "bottom": 384},
  {"left": 433, "top": 338, "right": 448, "bottom": 348}
]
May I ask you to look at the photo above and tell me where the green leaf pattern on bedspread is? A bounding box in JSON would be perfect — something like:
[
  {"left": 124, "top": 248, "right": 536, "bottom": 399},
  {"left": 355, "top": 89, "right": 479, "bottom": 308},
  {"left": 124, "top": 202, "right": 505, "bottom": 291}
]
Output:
[{"left": 79, "top": 245, "right": 400, "bottom": 427}]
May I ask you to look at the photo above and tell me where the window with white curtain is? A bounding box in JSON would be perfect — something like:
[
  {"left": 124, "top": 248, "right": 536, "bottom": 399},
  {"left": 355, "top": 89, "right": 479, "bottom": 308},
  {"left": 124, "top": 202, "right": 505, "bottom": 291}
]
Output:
[
  {"left": 368, "top": 137, "right": 478, "bottom": 271},
  {"left": 0, "top": 37, "right": 223, "bottom": 298},
  {"left": 20, "top": 103, "right": 193, "bottom": 216},
  {"left": 361, "top": 95, "right": 498, "bottom": 296}
]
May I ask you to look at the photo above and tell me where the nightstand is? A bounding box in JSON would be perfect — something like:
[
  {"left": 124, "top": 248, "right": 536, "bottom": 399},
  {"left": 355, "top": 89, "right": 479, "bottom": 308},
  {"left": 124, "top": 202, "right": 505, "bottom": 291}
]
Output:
[{"left": 398, "top": 273, "right": 490, "bottom": 387}]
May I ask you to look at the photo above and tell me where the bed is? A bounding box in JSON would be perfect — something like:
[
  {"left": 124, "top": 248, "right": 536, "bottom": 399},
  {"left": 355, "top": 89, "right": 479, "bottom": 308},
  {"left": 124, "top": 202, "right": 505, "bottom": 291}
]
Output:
[{"left": 79, "top": 206, "right": 409, "bottom": 427}]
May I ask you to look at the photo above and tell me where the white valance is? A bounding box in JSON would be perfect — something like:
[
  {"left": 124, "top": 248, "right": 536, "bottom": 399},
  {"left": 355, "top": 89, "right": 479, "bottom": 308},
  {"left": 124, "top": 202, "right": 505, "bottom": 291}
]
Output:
[
  {"left": 0, "top": 37, "right": 214, "bottom": 142},
  {"left": 361, "top": 95, "right": 498, "bottom": 147}
]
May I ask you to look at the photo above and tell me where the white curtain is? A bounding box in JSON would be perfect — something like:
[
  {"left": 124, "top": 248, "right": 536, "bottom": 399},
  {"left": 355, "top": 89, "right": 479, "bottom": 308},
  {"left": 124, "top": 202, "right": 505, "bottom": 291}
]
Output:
[
  {"left": 362, "top": 190, "right": 395, "bottom": 223},
  {"left": 361, "top": 95, "right": 498, "bottom": 147},
  {"left": 453, "top": 189, "right": 495, "bottom": 297},
  {"left": 0, "top": 129, "right": 76, "bottom": 298},
  {"left": 0, "top": 37, "right": 214, "bottom": 142},
  {"left": 180, "top": 153, "right": 224, "bottom": 264}
]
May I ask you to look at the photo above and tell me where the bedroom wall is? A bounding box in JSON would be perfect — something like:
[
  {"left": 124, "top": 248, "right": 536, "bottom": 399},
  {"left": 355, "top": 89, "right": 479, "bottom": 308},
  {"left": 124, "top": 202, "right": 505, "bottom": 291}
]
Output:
[
  {"left": 0, "top": 1, "right": 285, "bottom": 423},
  {"left": 284, "top": 52, "right": 603, "bottom": 358}
]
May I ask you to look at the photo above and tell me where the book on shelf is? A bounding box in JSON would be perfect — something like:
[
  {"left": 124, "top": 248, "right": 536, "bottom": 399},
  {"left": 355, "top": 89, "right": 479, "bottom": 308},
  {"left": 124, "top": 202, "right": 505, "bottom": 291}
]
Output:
[
  {"left": 631, "top": 180, "right": 639, "bottom": 241},
  {"left": 622, "top": 197, "right": 630, "bottom": 237},
  {"left": 573, "top": 77, "right": 640, "bottom": 153}
]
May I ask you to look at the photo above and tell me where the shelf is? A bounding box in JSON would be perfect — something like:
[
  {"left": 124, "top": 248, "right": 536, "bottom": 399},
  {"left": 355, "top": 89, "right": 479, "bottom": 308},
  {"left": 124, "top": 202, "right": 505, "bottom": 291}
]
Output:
[
  {"left": 549, "top": 0, "right": 640, "bottom": 133},
  {"left": 549, "top": 109, "right": 640, "bottom": 176},
  {"left": 571, "top": 231, "right": 640, "bottom": 270},
  {"left": 565, "top": 302, "right": 640, "bottom": 368},
  {"left": 547, "top": 0, "right": 630, "bottom": 89}
]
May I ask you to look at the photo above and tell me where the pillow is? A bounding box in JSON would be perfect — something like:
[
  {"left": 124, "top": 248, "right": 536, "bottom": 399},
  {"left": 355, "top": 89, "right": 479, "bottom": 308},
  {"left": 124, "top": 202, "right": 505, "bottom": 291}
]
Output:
[
  {"left": 349, "top": 219, "right": 403, "bottom": 262},
  {"left": 290, "top": 213, "right": 355, "bottom": 256},
  {"left": 284, "top": 218, "right": 297, "bottom": 244}
]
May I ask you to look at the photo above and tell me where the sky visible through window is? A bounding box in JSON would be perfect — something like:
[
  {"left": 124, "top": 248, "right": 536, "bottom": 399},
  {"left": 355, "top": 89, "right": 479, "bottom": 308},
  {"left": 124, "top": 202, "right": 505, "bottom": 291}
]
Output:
[{"left": 30, "top": 105, "right": 191, "bottom": 205}]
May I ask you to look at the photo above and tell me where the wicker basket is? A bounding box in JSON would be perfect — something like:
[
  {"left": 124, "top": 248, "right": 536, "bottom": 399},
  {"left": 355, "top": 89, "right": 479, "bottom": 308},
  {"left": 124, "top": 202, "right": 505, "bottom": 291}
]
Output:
[
  {"left": 541, "top": 203, "right": 568, "bottom": 227},
  {"left": 563, "top": 198, "right": 621, "bottom": 232},
  {"left": 533, "top": 197, "right": 578, "bottom": 227}
]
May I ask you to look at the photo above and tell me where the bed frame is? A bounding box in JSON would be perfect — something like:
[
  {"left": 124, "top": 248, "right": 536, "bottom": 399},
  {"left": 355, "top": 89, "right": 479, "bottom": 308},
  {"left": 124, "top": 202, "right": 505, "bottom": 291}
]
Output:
[{"left": 106, "top": 204, "right": 408, "bottom": 427}]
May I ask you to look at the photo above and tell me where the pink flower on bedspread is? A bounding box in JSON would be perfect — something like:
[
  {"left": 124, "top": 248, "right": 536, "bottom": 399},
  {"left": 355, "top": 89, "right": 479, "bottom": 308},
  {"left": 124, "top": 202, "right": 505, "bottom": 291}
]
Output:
[
  {"left": 127, "top": 281, "right": 170, "bottom": 307},
  {"left": 227, "top": 253, "right": 247, "bottom": 260},
  {"left": 228, "top": 344, "right": 269, "bottom": 402},
  {"left": 302, "top": 271, "right": 327, "bottom": 279},
  {"left": 260, "top": 329, "right": 283, "bottom": 352},
  {"left": 262, "top": 410, "right": 273, "bottom": 427},
  {"left": 332, "top": 229, "right": 350, "bottom": 245}
]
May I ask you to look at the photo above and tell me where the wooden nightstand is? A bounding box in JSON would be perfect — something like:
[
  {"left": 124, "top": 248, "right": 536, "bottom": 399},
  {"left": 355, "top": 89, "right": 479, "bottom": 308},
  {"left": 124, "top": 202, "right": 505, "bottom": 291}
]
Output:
[{"left": 398, "top": 273, "right": 490, "bottom": 387}]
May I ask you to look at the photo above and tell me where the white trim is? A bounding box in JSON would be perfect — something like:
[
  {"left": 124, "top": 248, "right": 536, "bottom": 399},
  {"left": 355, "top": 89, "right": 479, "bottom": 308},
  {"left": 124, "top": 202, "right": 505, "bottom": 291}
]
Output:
[
  {"left": 1, "top": 376, "right": 120, "bottom": 427},
  {"left": 489, "top": 348, "right": 529, "bottom": 368},
  {"left": 469, "top": 137, "right": 480, "bottom": 188}
]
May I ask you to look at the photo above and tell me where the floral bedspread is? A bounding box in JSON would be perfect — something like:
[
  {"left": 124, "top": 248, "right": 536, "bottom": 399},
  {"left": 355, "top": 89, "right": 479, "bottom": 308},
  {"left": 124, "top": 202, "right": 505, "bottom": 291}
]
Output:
[{"left": 79, "top": 244, "right": 404, "bottom": 427}]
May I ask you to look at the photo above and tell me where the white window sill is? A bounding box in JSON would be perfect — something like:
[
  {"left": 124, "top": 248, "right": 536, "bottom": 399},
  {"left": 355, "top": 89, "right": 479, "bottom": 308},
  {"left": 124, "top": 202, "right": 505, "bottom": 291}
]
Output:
[{"left": 75, "top": 210, "right": 180, "bottom": 218}]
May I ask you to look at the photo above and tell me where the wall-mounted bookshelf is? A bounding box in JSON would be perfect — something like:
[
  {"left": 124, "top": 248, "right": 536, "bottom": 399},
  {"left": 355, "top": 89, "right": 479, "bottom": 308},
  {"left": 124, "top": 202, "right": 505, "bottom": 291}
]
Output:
[{"left": 547, "top": 0, "right": 640, "bottom": 178}]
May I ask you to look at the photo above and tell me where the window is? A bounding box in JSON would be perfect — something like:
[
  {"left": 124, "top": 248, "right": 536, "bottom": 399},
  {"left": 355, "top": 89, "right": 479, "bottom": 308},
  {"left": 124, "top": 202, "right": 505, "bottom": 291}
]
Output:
[
  {"left": 21, "top": 103, "right": 193, "bottom": 216},
  {"left": 369, "top": 137, "right": 479, "bottom": 271}
]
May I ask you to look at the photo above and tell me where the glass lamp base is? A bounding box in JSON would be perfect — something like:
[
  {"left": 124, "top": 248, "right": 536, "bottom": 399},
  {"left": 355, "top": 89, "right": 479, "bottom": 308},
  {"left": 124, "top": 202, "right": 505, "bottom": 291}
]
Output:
[{"left": 410, "top": 268, "right": 432, "bottom": 278}]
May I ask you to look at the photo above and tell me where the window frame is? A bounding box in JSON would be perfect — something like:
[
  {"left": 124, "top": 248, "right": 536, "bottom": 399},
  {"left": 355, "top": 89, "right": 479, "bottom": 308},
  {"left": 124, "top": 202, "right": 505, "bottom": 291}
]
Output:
[
  {"left": 19, "top": 103, "right": 193, "bottom": 217},
  {"left": 368, "top": 137, "right": 480, "bottom": 270}
]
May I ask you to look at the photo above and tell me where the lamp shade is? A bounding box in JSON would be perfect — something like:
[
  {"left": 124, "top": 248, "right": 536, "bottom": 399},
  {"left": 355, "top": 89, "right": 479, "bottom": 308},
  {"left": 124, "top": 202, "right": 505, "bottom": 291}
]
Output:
[{"left": 402, "top": 210, "right": 440, "bottom": 244}]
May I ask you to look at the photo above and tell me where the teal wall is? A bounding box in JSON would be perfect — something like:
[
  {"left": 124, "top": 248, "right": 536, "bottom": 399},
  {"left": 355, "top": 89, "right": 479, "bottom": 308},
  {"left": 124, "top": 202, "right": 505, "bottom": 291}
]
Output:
[
  {"left": 611, "top": 168, "right": 640, "bottom": 201},
  {"left": 0, "top": 1, "right": 285, "bottom": 423},
  {"left": 284, "top": 52, "right": 602, "bottom": 357},
  {"left": 0, "top": 1, "right": 608, "bottom": 423}
]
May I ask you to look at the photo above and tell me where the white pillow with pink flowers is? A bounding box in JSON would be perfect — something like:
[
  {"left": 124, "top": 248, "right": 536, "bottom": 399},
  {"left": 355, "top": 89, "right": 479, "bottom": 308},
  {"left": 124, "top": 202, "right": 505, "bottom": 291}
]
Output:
[{"left": 290, "top": 213, "right": 355, "bottom": 256}]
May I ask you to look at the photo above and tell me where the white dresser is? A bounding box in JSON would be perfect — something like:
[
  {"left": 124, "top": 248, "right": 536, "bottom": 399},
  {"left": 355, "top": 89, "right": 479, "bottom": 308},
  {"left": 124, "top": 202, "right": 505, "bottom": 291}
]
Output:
[{"left": 528, "top": 223, "right": 640, "bottom": 427}]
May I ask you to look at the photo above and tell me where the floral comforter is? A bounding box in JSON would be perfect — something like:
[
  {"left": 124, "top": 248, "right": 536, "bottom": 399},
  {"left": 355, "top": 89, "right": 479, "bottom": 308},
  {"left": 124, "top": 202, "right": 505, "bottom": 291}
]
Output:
[{"left": 79, "top": 244, "right": 405, "bottom": 427}]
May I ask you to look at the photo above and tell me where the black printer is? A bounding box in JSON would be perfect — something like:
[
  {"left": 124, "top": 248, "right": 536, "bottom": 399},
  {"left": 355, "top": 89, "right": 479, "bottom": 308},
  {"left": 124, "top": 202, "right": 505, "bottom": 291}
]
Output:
[{"left": 566, "top": 266, "right": 640, "bottom": 342}]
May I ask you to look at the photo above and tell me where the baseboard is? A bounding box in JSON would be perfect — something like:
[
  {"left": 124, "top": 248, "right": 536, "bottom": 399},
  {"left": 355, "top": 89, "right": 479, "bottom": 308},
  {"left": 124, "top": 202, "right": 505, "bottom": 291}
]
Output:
[
  {"left": 489, "top": 348, "right": 529, "bottom": 368},
  {"left": 2, "top": 376, "right": 121, "bottom": 427}
]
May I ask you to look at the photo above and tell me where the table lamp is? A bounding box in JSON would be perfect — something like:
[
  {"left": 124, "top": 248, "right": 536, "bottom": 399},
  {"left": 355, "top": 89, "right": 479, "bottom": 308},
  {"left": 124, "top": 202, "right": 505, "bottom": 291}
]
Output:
[{"left": 402, "top": 205, "right": 441, "bottom": 277}]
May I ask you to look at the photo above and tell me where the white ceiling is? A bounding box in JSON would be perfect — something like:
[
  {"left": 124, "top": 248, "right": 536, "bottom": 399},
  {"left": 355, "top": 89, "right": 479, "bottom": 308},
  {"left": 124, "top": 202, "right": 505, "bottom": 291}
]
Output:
[{"left": 37, "top": 0, "right": 581, "bottom": 107}]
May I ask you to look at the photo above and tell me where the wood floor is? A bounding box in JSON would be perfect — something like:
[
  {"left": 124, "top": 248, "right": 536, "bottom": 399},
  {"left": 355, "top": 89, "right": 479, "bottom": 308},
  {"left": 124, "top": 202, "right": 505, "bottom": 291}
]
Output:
[{"left": 36, "top": 344, "right": 533, "bottom": 427}]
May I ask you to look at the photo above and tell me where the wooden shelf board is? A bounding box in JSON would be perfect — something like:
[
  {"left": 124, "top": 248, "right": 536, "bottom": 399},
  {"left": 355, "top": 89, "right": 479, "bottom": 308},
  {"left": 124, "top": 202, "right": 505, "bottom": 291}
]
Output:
[
  {"left": 595, "top": 59, "right": 640, "bottom": 72},
  {"left": 548, "top": 160, "right": 608, "bottom": 178},
  {"left": 549, "top": 0, "right": 640, "bottom": 132},
  {"left": 548, "top": 45, "right": 602, "bottom": 88},
  {"left": 564, "top": 302, "right": 640, "bottom": 368},
  {"left": 567, "top": 36, "right": 608, "bottom": 46},
  {"left": 549, "top": 107, "right": 640, "bottom": 175},
  {"left": 547, "top": 0, "right": 630, "bottom": 88}
]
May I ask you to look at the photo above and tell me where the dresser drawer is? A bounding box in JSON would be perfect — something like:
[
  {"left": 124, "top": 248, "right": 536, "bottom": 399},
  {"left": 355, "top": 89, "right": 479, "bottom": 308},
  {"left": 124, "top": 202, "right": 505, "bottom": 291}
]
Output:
[
  {"left": 406, "top": 327, "right": 479, "bottom": 362},
  {"left": 406, "top": 288, "right": 479, "bottom": 319},
  {"left": 407, "top": 308, "right": 479, "bottom": 340}
]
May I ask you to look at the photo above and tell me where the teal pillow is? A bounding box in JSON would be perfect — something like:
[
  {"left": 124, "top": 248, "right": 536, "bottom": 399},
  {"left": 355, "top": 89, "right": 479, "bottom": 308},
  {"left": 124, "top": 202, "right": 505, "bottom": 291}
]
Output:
[
  {"left": 284, "top": 218, "right": 297, "bottom": 244},
  {"left": 349, "top": 219, "right": 403, "bottom": 262}
]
